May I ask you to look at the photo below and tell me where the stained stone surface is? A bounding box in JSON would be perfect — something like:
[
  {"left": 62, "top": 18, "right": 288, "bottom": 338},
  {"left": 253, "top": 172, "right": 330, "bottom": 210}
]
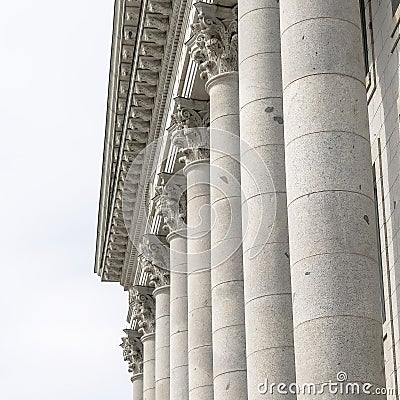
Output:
[
  {"left": 207, "top": 70, "right": 248, "bottom": 400},
  {"left": 280, "top": 0, "right": 386, "bottom": 397},
  {"left": 238, "top": 1, "right": 296, "bottom": 399}
]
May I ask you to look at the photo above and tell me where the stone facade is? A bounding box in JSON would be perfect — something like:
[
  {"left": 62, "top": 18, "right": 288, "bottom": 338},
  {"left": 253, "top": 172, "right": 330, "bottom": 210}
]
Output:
[{"left": 96, "top": 0, "right": 400, "bottom": 398}]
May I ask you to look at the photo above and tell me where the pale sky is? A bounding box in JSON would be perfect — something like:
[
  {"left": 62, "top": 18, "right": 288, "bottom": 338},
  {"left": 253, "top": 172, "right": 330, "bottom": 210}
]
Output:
[{"left": 0, "top": 1, "right": 132, "bottom": 398}]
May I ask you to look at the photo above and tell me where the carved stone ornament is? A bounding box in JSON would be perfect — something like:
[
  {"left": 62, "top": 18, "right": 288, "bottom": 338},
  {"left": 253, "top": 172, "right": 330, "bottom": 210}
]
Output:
[
  {"left": 139, "top": 234, "right": 170, "bottom": 288},
  {"left": 170, "top": 100, "right": 210, "bottom": 165},
  {"left": 120, "top": 331, "right": 143, "bottom": 375},
  {"left": 129, "top": 287, "right": 156, "bottom": 335},
  {"left": 189, "top": 3, "right": 238, "bottom": 81},
  {"left": 155, "top": 173, "right": 187, "bottom": 233},
  {"left": 172, "top": 127, "right": 210, "bottom": 165}
]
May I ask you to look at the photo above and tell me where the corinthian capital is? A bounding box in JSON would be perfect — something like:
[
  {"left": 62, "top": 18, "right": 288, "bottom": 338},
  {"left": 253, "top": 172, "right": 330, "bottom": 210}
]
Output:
[
  {"left": 170, "top": 98, "right": 210, "bottom": 131},
  {"left": 129, "top": 286, "right": 155, "bottom": 335},
  {"left": 169, "top": 97, "right": 210, "bottom": 165},
  {"left": 121, "top": 330, "right": 143, "bottom": 376},
  {"left": 139, "top": 234, "right": 170, "bottom": 288},
  {"left": 188, "top": 3, "right": 238, "bottom": 81},
  {"left": 155, "top": 172, "right": 187, "bottom": 234}
]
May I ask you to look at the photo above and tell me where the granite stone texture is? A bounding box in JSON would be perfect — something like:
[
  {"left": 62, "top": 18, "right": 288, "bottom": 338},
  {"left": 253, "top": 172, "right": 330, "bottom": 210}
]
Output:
[{"left": 280, "top": 0, "right": 386, "bottom": 397}]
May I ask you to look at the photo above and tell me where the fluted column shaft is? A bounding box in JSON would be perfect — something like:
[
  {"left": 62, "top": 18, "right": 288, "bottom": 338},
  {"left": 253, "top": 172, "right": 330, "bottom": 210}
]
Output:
[
  {"left": 142, "top": 333, "right": 156, "bottom": 400},
  {"left": 206, "top": 71, "right": 248, "bottom": 400},
  {"left": 154, "top": 286, "right": 170, "bottom": 400},
  {"left": 168, "top": 231, "right": 189, "bottom": 400},
  {"left": 132, "top": 374, "right": 144, "bottom": 400},
  {"left": 280, "top": 1, "right": 385, "bottom": 397},
  {"left": 184, "top": 159, "right": 214, "bottom": 400},
  {"left": 238, "top": 1, "right": 296, "bottom": 398}
]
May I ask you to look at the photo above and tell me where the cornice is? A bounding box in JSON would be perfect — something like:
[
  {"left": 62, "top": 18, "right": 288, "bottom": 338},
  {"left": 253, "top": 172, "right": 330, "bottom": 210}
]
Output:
[
  {"left": 95, "top": 0, "right": 179, "bottom": 285},
  {"left": 96, "top": 0, "right": 215, "bottom": 288},
  {"left": 122, "top": 0, "right": 195, "bottom": 289},
  {"left": 95, "top": 0, "right": 142, "bottom": 280}
]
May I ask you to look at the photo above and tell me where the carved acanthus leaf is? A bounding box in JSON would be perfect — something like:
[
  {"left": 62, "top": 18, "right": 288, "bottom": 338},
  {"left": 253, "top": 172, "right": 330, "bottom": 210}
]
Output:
[
  {"left": 172, "top": 127, "right": 210, "bottom": 165},
  {"left": 169, "top": 99, "right": 210, "bottom": 165},
  {"left": 155, "top": 173, "right": 187, "bottom": 233},
  {"left": 189, "top": 4, "right": 238, "bottom": 81},
  {"left": 121, "top": 331, "right": 143, "bottom": 376},
  {"left": 129, "top": 287, "right": 155, "bottom": 335},
  {"left": 139, "top": 234, "right": 170, "bottom": 287}
]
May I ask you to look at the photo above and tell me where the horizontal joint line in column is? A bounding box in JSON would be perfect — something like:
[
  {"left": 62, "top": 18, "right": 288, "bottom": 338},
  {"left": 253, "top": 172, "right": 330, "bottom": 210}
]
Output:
[
  {"left": 187, "top": 194, "right": 210, "bottom": 203},
  {"left": 187, "top": 231, "right": 211, "bottom": 238},
  {"left": 280, "top": 16, "right": 361, "bottom": 37},
  {"left": 211, "top": 153, "right": 241, "bottom": 164},
  {"left": 294, "top": 314, "right": 383, "bottom": 330},
  {"left": 285, "top": 129, "right": 370, "bottom": 148},
  {"left": 213, "top": 322, "right": 246, "bottom": 335},
  {"left": 212, "top": 279, "right": 244, "bottom": 291},
  {"left": 239, "top": 6, "right": 279, "bottom": 22},
  {"left": 213, "top": 236, "right": 243, "bottom": 246},
  {"left": 240, "top": 96, "right": 282, "bottom": 111},
  {"left": 245, "top": 292, "right": 292, "bottom": 306},
  {"left": 283, "top": 72, "right": 365, "bottom": 92},
  {"left": 213, "top": 369, "right": 247, "bottom": 380},
  {"left": 239, "top": 50, "right": 280, "bottom": 66},
  {"left": 247, "top": 345, "right": 295, "bottom": 358},
  {"left": 170, "top": 271, "right": 187, "bottom": 278},
  {"left": 243, "top": 191, "right": 287, "bottom": 204},
  {"left": 171, "top": 363, "right": 189, "bottom": 370},
  {"left": 156, "top": 315, "right": 170, "bottom": 321},
  {"left": 170, "top": 329, "right": 188, "bottom": 338},
  {"left": 156, "top": 344, "right": 170, "bottom": 351},
  {"left": 243, "top": 241, "right": 289, "bottom": 255},
  {"left": 188, "top": 343, "right": 212, "bottom": 353},
  {"left": 143, "top": 388, "right": 155, "bottom": 393},
  {"left": 241, "top": 143, "right": 285, "bottom": 158},
  {"left": 189, "top": 384, "right": 213, "bottom": 393},
  {"left": 287, "top": 189, "right": 374, "bottom": 209},
  {"left": 155, "top": 377, "right": 170, "bottom": 383},
  {"left": 212, "top": 195, "right": 242, "bottom": 206},
  {"left": 143, "top": 358, "right": 155, "bottom": 363},
  {"left": 210, "top": 113, "right": 239, "bottom": 124},
  {"left": 170, "top": 296, "right": 188, "bottom": 304},
  {"left": 290, "top": 251, "right": 377, "bottom": 270},
  {"left": 170, "top": 262, "right": 187, "bottom": 268},
  {"left": 188, "top": 270, "right": 211, "bottom": 276},
  {"left": 189, "top": 305, "right": 212, "bottom": 313}
]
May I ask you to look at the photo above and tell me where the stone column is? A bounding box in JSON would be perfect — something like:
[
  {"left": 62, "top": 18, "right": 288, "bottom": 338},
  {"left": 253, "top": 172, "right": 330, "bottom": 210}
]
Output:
[
  {"left": 167, "top": 232, "right": 188, "bottom": 399},
  {"left": 142, "top": 333, "right": 156, "bottom": 400},
  {"left": 237, "top": 1, "right": 296, "bottom": 398},
  {"left": 134, "top": 288, "right": 156, "bottom": 400},
  {"left": 155, "top": 173, "right": 189, "bottom": 400},
  {"left": 280, "top": 1, "right": 386, "bottom": 396},
  {"left": 189, "top": 4, "right": 247, "bottom": 399},
  {"left": 121, "top": 330, "right": 144, "bottom": 400},
  {"left": 140, "top": 235, "right": 171, "bottom": 400},
  {"left": 153, "top": 286, "right": 170, "bottom": 400},
  {"left": 170, "top": 98, "right": 214, "bottom": 400},
  {"left": 132, "top": 374, "right": 144, "bottom": 400}
]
